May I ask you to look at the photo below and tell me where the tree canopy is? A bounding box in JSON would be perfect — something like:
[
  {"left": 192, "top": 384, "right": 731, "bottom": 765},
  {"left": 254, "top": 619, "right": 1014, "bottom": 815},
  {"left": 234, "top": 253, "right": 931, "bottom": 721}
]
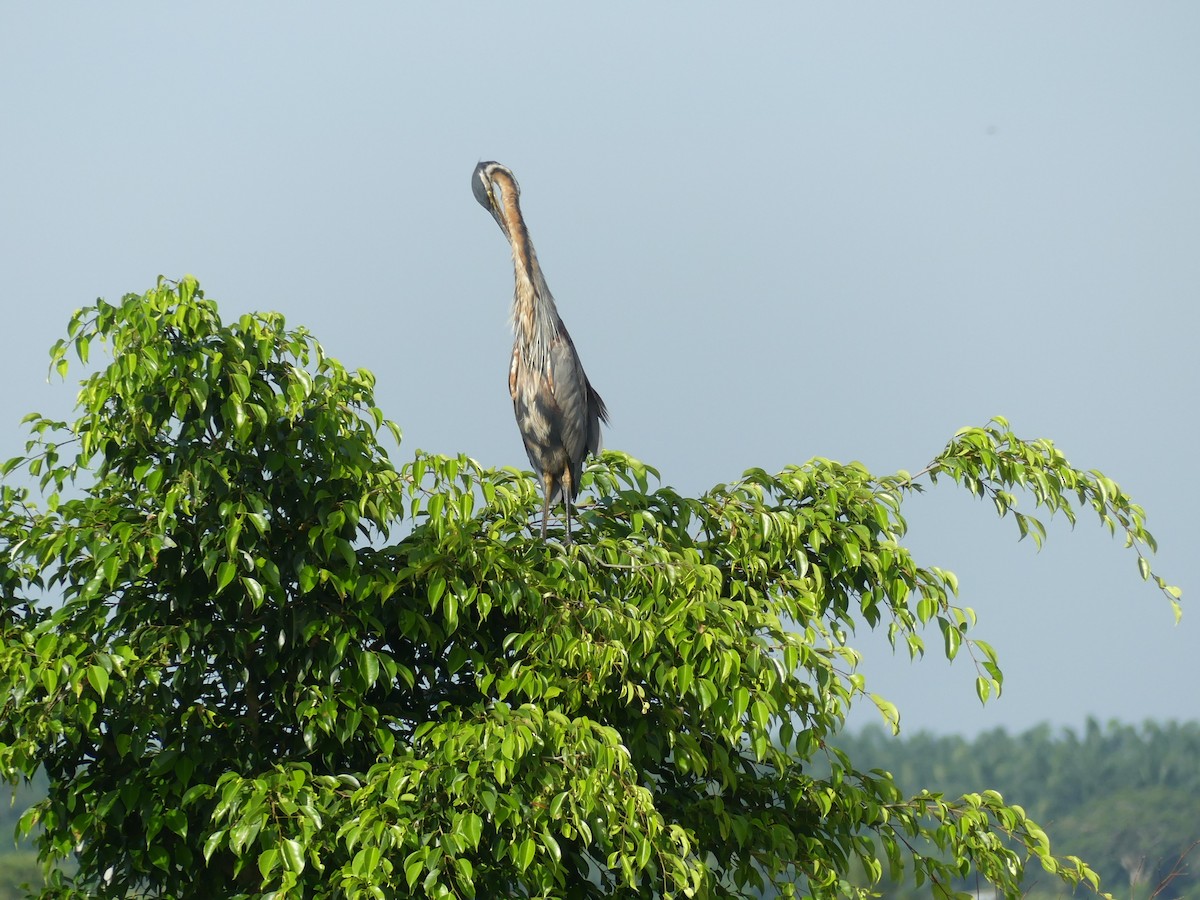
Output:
[{"left": 0, "top": 278, "right": 1181, "bottom": 898}]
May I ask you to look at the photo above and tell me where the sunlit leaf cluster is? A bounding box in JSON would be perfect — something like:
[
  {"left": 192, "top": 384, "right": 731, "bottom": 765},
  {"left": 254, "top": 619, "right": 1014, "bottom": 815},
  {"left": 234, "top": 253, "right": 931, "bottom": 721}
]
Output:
[
  {"left": 927, "top": 418, "right": 1181, "bottom": 622},
  {"left": 0, "top": 279, "right": 1178, "bottom": 898}
]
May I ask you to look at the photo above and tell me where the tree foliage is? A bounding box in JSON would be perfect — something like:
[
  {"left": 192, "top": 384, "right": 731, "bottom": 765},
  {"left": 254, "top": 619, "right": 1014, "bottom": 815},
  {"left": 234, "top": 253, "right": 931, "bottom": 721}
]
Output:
[{"left": 0, "top": 278, "right": 1181, "bottom": 898}]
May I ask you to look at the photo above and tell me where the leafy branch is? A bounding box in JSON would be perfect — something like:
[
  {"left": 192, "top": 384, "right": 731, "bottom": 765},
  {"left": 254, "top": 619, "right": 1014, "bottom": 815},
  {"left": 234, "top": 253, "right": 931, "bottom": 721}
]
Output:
[{"left": 918, "top": 415, "right": 1181, "bottom": 622}]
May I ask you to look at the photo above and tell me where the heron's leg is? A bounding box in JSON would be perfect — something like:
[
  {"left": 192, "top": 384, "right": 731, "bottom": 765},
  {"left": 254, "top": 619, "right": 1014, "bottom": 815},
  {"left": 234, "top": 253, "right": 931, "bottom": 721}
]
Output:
[
  {"left": 540, "top": 474, "right": 551, "bottom": 540},
  {"left": 561, "top": 468, "right": 574, "bottom": 545}
]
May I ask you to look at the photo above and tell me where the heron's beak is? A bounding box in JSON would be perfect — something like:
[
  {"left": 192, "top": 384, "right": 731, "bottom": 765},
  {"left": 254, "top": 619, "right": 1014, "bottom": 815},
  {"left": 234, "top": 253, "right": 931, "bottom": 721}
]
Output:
[
  {"left": 487, "top": 195, "right": 510, "bottom": 239},
  {"left": 482, "top": 184, "right": 499, "bottom": 215}
]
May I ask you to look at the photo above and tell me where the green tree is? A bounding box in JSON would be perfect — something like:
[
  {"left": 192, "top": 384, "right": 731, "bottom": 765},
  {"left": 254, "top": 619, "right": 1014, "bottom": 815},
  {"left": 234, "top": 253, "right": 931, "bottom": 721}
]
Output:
[{"left": 0, "top": 278, "right": 1181, "bottom": 898}]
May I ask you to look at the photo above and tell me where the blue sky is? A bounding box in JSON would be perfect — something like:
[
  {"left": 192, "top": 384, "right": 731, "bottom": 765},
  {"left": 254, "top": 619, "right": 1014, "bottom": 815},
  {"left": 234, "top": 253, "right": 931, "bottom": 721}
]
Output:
[{"left": 2, "top": 5, "right": 1196, "bottom": 735}]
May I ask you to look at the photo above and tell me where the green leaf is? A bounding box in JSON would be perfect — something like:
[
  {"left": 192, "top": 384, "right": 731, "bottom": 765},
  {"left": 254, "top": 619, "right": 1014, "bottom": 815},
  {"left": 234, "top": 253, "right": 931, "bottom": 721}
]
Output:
[
  {"left": 750, "top": 699, "right": 770, "bottom": 732},
  {"left": 258, "top": 847, "right": 280, "bottom": 880},
  {"left": 216, "top": 560, "right": 238, "bottom": 593},
  {"left": 87, "top": 664, "right": 110, "bottom": 701},
  {"left": 241, "top": 576, "right": 265, "bottom": 608},
  {"left": 405, "top": 850, "right": 424, "bottom": 889},
  {"left": 514, "top": 837, "right": 536, "bottom": 873},
  {"left": 189, "top": 379, "right": 209, "bottom": 412},
  {"left": 916, "top": 596, "right": 937, "bottom": 624},
  {"left": 1137, "top": 555, "right": 1151, "bottom": 581},
  {"left": 975, "top": 676, "right": 991, "bottom": 704},
  {"left": 428, "top": 573, "right": 446, "bottom": 611},
  {"left": 280, "top": 837, "right": 305, "bottom": 873},
  {"left": 731, "top": 686, "right": 750, "bottom": 719},
  {"left": 870, "top": 693, "right": 900, "bottom": 735},
  {"left": 940, "top": 618, "right": 961, "bottom": 660},
  {"left": 459, "top": 812, "right": 483, "bottom": 849},
  {"left": 203, "top": 830, "right": 225, "bottom": 864},
  {"left": 357, "top": 650, "right": 380, "bottom": 687}
]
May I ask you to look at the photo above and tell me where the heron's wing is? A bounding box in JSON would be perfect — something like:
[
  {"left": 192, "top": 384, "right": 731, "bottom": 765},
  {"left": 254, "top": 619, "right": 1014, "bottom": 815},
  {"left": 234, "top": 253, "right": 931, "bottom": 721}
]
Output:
[
  {"left": 546, "top": 329, "right": 608, "bottom": 498},
  {"left": 546, "top": 337, "right": 590, "bottom": 456}
]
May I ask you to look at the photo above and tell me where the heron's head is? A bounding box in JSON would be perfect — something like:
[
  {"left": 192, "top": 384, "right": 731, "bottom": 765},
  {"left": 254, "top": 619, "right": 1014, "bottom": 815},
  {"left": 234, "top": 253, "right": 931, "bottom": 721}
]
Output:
[{"left": 472, "top": 161, "right": 520, "bottom": 238}]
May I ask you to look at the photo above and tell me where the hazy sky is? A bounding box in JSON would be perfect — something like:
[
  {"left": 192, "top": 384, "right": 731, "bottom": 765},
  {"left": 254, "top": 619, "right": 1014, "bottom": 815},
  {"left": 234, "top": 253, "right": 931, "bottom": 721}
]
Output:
[{"left": 2, "top": 5, "right": 1196, "bottom": 736}]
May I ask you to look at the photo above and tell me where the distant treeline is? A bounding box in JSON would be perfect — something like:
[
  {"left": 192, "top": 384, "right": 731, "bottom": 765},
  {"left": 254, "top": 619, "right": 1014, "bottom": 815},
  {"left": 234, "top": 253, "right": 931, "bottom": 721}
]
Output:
[
  {"left": 830, "top": 719, "right": 1200, "bottom": 899},
  {"left": 0, "top": 773, "right": 43, "bottom": 898}
]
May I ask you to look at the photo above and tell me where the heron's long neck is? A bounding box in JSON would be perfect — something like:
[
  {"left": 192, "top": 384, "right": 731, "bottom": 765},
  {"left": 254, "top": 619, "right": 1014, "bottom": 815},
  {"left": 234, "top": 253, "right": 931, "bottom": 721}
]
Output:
[{"left": 507, "top": 207, "right": 560, "bottom": 372}]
